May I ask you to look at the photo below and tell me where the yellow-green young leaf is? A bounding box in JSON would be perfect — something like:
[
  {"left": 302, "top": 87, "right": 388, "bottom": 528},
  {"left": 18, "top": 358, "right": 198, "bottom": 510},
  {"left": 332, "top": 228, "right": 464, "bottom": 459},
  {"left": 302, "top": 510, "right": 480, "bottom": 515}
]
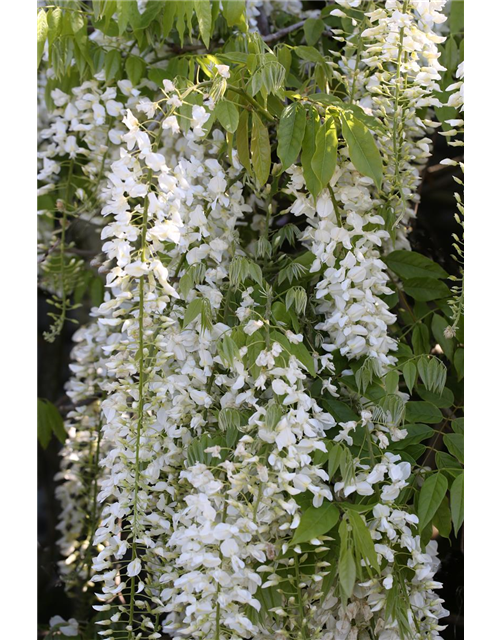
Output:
[
  {"left": 340, "top": 111, "right": 383, "bottom": 189},
  {"left": 277, "top": 103, "right": 306, "bottom": 171},
  {"left": 348, "top": 510, "right": 380, "bottom": 572},
  {"left": 37, "top": 9, "right": 49, "bottom": 68},
  {"left": 129, "top": 0, "right": 164, "bottom": 29},
  {"left": 125, "top": 55, "right": 145, "bottom": 86},
  {"left": 291, "top": 502, "right": 340, "bottom": 544},
  {"left": 311, "top": 116, "right": 338, "bottom": 190},
  {"left": 47, "top": 8, "right": 63, "bottom": 48},
  {"left": 251, "top": 113, "right": 271, "bottom": 187},
  {"left": 116, "top": 0, "right": 131, "bottom": 35},
  {"left": 302, "top": 111, "right": 322, "bottom": 198},
  {"left": 162, "top": 1, "right": 177, "bottom": 37},
  {"left": 195, "top": 0, "right": 212, "bottom": 48},
  {"left": 221, "top": 0, "right": 246, "bottom": 28},
  {"left": 450, "top": 472, "right": 464, "bottom": 534},
  {"left": 214, "top": 99, "right": 239, "bottom": 133},
  {"left": 236, "top": 110, "right": 251, "bottom": 172},
  {"left": 418, "top": 473, "right": 448, "bottom": 531},
  {"left": 338, "top": 546, "right": 356, "bottom": 597}
]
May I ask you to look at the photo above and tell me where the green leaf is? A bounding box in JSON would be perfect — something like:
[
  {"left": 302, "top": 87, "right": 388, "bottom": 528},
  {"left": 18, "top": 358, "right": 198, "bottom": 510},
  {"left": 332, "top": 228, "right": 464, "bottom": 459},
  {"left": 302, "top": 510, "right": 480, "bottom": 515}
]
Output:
[
  {"left": 418, "top": 473, "right": 448, "bottom": 531},
  {"left": 328, "top": 444, "right": 343, "bottom": 479},
  {"left": 125, "top": 55, "right": 145, "bottom": 86},
  {"left": 291, "top": 502, "right": 340, "bottom": 544},
  {"left": 129, "top": 0, "right": 164, "bottom": 29},
  {"left": 218, "top": 407, "right": 241, "bottom": 431},
  {"left": 454, "top": 348, "right": 464, "bottom": 381},
  {"left": 295, "top": 46, "right": 324, "bottom": 63},
  {"left": 104, "top": 49, "right": 121, "bottom": 82},
  {"left": 221, "top": 0, "right": 246, "bottom": 28},
  {"left": 435, "top": 451, "right": 462, "bottom": 474},
  {"left": 443, "top": 433, "right": 464, "bottom": 463},
  {"left": 412, "top": 323, "right": 430, "bottom": 356},
  {"left": 214, "top": 99, "right": 239, "bottom": 133},
  {"left": 311, "top": 116, "right": 338, "bottom": 190},
  {"left": 417, "top": 386, "right": 454, "bottom": 409},
  {"left": 384, "top": 371, "right": 399, "bottom": 395},
  {"left": 406, "top": 401, "right": 442, "bottom": 424},
  {"left": 162, "top": 0, "right": 177, "bottom": 37},
  {"left": 235, "top": 109, "right": 251, "bottom": 172},
  {"left": 402, "top": 361, "right": 417, "bottom": 393},
  {"left": 266, "top": 403, "right": 283, "bottom": 430},
  {"left": 340, "top": 111, "right": 383, "bottom": 189},
  {"left": 183, "top": 298, "right": 204, "bottom": 328},
  {"left": 47, "top": 7, "right": 63, "bottom": 48},
  {"left": 450, "top": 472, "right": 464, "bottom": 534},
  {"left": 394, "top": 423, "right": 434, "bottom": 445},
  {"left": 116, "top": 0, "right": 131, "bottom": 35},
  {"left": 449, "top": 0, "right": 464, "bottom": 35},
  {"left": 349, "top": 510, "right": 380, "bottom": 572},
  {"left": 338, "top": 546, "right": 356, "bottom": 597},
  {"left": 416, "top": 356, "right": 446, "bottom": 394},
  {"left": 90, "top": 276, "right": 105, "bottom": 307},
  {"left": 452, "top": 417, "right": 464, "bottom": 434},
  {"left": 308, "top": 95, "right": 385, "bottom": 133},
  {"left": 38, "top": 9, "right": 49, "bottom": 68},
  {"left": 404, "top": 278, "right": 450, "bottom": 302},
  {"left": 431, "top": 314, "right": 455, "bottom": 361},
  {"left": 194, "top": 0, "right": 212, "bottom": 48},
  {"left": 218, "top": 334, "right": 240, "bottom": 367},
  {"left": 302, "top": 111, "right": 322, "bottom": 197},
  {"left": 38, "top": 398, "right": 66, "bottom": 449},
  {"left": 251, "top": 113, "right": 271, "bottom": 186},
  {"left": 433, "top": 496, "right": 452, "bottom": 539},
  {"left": 37, "top": 399, "right": 52, "bottom": 450},
  {"left": 384, "top": 251, "right": 448, "bottom": 280},
  {"left": 270, "top": 331, "right": 316, "bottom": 377},
  {"left": 304, "top": 17, "right": 325, "bottom": 46},
  {"left": 277, "top": 103, "right": 306, "bottom": 171},
  {"left": 323, "top": 399, "right": 359, "bottom": 423}
]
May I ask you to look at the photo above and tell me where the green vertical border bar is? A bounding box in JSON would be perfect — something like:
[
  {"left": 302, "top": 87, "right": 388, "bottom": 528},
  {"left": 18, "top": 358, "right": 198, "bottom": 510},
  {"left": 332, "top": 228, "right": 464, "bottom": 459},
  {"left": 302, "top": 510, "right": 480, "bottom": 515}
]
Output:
[{"left": 466, "top": 0, "right": 500, "bottom": 640}]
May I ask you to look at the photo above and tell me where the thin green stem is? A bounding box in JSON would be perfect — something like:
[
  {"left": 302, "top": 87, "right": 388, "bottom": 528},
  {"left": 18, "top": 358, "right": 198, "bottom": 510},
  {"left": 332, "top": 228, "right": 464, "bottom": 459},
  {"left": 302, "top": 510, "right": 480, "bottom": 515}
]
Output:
[
  {"left": 227, "top": 84, "right": 274, "bottom": 122},
  {"left": 128, "top": 169, "right": 153, "bottom": 636}
]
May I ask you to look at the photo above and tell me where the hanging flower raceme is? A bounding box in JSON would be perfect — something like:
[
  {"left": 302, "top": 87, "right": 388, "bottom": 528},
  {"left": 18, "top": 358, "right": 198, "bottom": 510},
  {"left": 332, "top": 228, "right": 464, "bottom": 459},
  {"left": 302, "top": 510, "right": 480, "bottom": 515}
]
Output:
[{"left": 55, "top": 318, "right": 110, "bottom": 596}]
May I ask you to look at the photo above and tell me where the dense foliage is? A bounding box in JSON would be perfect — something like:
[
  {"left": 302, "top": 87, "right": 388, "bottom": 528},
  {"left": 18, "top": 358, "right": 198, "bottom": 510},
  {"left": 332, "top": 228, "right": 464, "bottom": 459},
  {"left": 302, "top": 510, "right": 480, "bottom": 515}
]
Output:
[{"left": 37, "top": 1, "right": 464, "bottom": 639}]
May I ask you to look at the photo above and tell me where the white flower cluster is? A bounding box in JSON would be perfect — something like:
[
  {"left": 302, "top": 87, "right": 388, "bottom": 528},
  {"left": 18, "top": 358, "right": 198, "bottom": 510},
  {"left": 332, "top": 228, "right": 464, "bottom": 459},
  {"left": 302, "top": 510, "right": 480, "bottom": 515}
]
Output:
[
  {"left": 55, "top": 319, "right": 110, "bottom": 592},
  {"left": 47, "top": 3, "right": 457, "bottom": 637},
  {"left": 333, "top": 0, "right": 447, "bottom": 247},
  {"left": 90, "top": 89, "right": 257, "bottom": 635},
  {"left": 37, "top": 78, "right": 135, "bottom": 201},
  {"left": 285, "top": 162, "right": 398, "bottom": 367}
]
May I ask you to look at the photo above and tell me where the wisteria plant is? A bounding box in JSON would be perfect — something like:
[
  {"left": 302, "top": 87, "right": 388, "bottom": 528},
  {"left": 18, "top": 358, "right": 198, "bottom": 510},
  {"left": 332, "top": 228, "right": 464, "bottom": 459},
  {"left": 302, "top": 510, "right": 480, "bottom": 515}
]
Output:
[{"left": 37, "top": 1, "right": 464, "bottom": 639}]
